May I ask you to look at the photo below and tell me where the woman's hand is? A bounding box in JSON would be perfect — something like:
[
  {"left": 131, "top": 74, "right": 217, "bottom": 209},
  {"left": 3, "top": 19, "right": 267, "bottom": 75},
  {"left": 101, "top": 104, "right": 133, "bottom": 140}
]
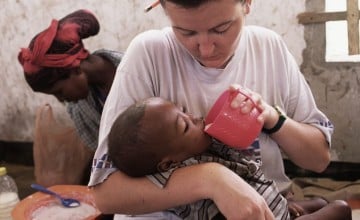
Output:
[
  {"left": 228, "top": 84, "right": 330, "bottom": 172},
  {"left": 228, "top": 84, "right": 278, "bottom": 130}
]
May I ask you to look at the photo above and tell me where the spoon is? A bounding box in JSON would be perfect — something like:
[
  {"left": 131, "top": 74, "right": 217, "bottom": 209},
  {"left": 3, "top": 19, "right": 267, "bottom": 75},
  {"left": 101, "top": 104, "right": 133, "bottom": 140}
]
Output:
[{"left": 31, "top": 183, "right": 80, "bottom": 208}]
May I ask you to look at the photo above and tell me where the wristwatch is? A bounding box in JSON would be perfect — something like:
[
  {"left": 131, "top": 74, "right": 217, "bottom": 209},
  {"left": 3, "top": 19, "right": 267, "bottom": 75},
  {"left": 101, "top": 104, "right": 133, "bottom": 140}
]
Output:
[{"left": 262, "top": 105, "right": 287, "bottom": 134}]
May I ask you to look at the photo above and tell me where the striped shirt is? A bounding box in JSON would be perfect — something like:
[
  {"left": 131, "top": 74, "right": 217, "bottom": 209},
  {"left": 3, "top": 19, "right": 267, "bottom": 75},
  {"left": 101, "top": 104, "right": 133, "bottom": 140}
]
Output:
[{"left": 147, "top": 138, "right": 290, "bottom": 220}]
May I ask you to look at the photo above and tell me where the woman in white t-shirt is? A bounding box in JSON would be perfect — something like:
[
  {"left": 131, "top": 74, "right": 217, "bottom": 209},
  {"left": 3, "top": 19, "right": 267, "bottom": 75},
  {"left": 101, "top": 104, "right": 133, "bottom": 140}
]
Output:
[{"left": 89, "top": 0, "right": 337, "bottom": 219}]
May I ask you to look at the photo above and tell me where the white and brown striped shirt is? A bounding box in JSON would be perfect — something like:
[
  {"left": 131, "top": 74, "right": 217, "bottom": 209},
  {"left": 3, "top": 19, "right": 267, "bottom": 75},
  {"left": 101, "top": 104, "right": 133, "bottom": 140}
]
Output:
[{"left": 147, "top": 138, "right": 290, "bottom": 220}]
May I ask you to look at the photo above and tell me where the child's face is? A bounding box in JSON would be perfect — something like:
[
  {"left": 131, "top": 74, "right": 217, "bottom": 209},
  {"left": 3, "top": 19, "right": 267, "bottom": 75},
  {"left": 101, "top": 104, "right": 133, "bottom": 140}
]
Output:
[{"left": 143, "top": 97, "right": 211, "bottom": 162}]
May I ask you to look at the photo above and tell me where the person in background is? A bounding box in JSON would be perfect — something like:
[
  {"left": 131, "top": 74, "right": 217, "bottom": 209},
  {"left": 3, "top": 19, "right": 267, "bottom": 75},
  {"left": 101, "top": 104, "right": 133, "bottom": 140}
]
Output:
[
  {"left": 18, "top": 9, "right": 123, "bottom": 186},
  {"left": 89, "top": 0, "right": 345, "bottom": 219},
  {"left": 19, "top": 11, "right": 122, "bottom": 220},
  {"left": 107, "top": 97, "right": 351, "bottom": 220}
]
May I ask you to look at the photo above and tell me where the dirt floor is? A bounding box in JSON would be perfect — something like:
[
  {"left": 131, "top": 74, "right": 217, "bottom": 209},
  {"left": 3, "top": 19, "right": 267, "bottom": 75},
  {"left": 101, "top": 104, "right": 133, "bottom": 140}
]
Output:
[{"left": 3, "top": 162, "right": 360, "bottom": 219}]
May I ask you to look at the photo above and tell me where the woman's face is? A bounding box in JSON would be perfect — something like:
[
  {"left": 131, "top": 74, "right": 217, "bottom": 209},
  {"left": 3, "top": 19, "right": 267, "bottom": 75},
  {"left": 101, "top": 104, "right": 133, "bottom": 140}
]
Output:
[
  {"left": 46, "top": 69, "right": 89, "bottom": 102},
  {"left": 164, "top": 0, "right": 249, "bottom": 68}
]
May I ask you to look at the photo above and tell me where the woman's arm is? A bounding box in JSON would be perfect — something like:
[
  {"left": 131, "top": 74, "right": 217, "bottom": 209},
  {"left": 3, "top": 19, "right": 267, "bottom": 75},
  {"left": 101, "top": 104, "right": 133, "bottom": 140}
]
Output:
[
  {"left": 269, "top": 116, "right": 330, "bottom": 173},
  {"left": 93, "top": 162, "right": 274, "bottom": 220},
  {"left": 258, "top": 100, "right": 330, "bottom": 172},
  {"left": 229, "top": 85, "right": 331, "bottom": 173}
]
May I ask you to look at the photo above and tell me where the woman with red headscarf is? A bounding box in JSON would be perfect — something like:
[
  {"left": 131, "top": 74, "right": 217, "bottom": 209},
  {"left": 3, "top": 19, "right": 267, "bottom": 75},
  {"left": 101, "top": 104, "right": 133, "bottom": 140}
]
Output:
[{"left": 18, "top": 9, "right": 123, "bottom": 152}]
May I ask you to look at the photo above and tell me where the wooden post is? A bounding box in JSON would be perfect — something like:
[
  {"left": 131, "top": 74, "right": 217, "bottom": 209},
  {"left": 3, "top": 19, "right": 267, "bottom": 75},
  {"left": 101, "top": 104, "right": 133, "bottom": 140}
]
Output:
[
  {"left": 297, "top": 0, "right": 360, "bottom": 56},
  {"left": 347, "top": 0, "right": 359, "bottom": 54}
]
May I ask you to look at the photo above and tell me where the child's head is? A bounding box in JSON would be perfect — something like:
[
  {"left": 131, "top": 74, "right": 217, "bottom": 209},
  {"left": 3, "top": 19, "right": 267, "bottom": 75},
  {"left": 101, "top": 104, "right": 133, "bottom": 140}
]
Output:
[{"left": 108, "top": 97, "right": 211, "bottom": 177}]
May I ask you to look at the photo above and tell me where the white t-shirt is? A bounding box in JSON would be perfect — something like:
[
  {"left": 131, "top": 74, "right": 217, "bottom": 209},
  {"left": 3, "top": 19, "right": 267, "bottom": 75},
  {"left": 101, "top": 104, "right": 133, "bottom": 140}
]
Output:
[{"left": 89, "top": 25, "right": 333, "bottom": 192}]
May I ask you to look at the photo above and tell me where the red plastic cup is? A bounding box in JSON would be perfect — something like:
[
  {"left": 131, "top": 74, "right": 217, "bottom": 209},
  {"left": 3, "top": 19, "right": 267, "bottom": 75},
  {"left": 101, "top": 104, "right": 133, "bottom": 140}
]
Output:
[{"left": 204, "top": 88, "right": 263, "bottom": 149}]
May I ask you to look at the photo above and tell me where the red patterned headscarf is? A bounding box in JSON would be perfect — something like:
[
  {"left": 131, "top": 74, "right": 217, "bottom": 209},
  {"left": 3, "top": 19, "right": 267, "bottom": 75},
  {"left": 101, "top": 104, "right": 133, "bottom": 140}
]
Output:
[{"left": 18, "top": 9, "right": 99, "bottom": 91}]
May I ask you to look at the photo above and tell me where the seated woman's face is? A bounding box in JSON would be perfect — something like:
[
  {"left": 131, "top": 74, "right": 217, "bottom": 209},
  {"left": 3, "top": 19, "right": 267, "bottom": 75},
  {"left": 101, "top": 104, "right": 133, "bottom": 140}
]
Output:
[{"left": 45, "top": 69, "right": 89, "bottom": 102}]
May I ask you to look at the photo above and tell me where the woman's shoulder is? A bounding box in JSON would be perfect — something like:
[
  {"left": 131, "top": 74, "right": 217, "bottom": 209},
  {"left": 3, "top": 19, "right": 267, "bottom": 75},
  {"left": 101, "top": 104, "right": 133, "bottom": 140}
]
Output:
[
  {"left": 135, "top": 27, "right": 173, "bottom": 39},
  {"left": 123, "top": 27, "right": 181, "bottom": 60},
  {"left": 92, "top": 49, "right": 124, "bottom": 66},
  {"left": 244, "top": 25, "right": 283, "bottom": 41},
  {"left": 244, "top": 25, "right": 278, "bottom": 34},
  {"left": 92, "top": 49, "right": 124, "bottom": 57},
  {"left": 242, "top": 25, "right": 286, "bottom": 51},
  {"left": 130, "top": 27, "right": 175, "bottom": 48}
]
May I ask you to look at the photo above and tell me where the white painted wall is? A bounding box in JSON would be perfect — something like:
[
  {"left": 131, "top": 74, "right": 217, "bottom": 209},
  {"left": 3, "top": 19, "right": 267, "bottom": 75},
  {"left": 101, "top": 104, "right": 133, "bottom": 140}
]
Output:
[{"left": 0, "top": 0, "right": 305, "bottom": 141}]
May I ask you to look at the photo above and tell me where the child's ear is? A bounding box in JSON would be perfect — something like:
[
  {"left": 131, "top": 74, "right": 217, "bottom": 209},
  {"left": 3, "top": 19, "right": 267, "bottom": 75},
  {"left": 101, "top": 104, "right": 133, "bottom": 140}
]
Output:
[{"left": 157, "top": 159, "right": 180, "bottom": 172}]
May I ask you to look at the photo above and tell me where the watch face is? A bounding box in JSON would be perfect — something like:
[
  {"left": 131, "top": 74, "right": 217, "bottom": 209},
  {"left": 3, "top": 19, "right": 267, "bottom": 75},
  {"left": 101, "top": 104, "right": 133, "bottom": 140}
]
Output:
[
  {"left": 274, "top": 105, "right": 286, "bottom": 117},
  {"left": 262, "top": 105, "right": 287, "bottom": 135},
  {"left": 275, "top": 105, "right": 286, "bottom": 117}
]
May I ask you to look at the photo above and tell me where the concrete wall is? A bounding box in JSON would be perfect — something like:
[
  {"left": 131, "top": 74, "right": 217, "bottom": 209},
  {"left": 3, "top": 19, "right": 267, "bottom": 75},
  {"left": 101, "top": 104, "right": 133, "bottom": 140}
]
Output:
[
  {"left": 1, "top": 0, "right": 169, "bottom": 141},
  {"left": 3, "top": 1, "right": 357, "bottom": 162},
  {"left": 301, "top": 0, "right": 360, "bottom": 162}
]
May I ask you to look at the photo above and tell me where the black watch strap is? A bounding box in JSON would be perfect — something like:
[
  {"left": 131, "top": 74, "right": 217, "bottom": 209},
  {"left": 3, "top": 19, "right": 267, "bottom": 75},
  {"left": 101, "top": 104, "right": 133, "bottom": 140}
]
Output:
[{"left": 262, "top": 106, "right": 286, "bottom": 134}]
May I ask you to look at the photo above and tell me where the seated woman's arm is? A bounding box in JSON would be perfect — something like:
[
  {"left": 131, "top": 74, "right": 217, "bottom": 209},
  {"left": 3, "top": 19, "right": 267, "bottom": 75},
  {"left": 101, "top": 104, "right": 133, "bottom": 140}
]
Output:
[{"left": 93, "top": 162, "right": 274, "bottom": 220}]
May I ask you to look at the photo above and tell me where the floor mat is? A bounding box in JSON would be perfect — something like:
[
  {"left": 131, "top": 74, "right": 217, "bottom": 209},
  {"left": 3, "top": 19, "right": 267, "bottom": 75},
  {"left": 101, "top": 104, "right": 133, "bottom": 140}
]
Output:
[{"left": 290, "top": 177, "right": 360, "bottom": 219}]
